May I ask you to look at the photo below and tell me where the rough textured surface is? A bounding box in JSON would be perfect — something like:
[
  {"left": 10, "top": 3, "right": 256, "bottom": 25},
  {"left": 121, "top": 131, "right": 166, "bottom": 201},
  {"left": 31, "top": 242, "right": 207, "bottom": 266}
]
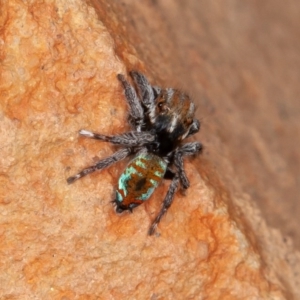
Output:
[{"left": 0, "top": 0, "right": 299, "bottom": 299}]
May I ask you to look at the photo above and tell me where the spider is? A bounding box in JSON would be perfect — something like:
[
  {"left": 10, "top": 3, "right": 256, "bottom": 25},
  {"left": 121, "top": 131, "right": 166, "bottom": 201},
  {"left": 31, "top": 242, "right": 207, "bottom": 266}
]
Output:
[{"left": 67, "top": 71, "right": 202, "bottom": 235}]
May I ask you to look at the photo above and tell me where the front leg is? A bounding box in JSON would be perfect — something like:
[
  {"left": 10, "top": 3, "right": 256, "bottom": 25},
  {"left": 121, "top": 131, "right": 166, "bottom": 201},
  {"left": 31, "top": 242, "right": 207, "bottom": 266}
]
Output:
[
  {"left": 174, "top": 142, "right": 203, "bottom": 189},
  {"left": 187, "top": 119, "right": 200, "bottom": 137},
  {"left": 79, "top": 130, "right": 155, "bottom": 147},
  {"left": 130, "top": 71, "right": 157, "bottom": 109},
  {"left": 117, "top": 74, "right": 144, "bottom": 131}
]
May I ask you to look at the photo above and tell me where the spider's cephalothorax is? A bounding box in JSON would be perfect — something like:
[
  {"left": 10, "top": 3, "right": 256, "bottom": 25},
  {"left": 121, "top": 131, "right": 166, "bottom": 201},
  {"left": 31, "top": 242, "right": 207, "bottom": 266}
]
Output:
[{"left": 67, "top": 71, "right": 202, "bottom": 235}]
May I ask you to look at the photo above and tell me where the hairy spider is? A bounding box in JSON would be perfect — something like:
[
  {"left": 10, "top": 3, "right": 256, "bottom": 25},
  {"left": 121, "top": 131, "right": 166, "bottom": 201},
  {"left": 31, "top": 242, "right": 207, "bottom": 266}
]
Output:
[{"left": 67, "top": 71, "right": 202, "bottom": 235}]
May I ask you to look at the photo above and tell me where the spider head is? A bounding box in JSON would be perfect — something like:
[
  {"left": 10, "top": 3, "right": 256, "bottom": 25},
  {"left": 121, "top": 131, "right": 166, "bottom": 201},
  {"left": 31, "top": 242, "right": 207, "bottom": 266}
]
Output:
[{"left": 148, "top": 89, "right": 198, "bottom": 141}]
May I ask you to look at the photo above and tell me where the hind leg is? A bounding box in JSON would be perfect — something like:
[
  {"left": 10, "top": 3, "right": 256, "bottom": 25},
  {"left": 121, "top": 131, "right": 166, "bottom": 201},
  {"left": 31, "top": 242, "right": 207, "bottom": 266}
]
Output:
[
  {"left": 67, "top": 148, "right": 131, "bottom": 184},
  {"left": 148, "top": 175, "right": 180, "bottom": 235}
]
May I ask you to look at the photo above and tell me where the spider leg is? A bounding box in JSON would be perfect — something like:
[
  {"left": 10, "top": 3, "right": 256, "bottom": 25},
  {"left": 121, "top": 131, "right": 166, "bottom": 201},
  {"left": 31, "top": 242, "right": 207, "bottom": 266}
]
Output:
[
  {"left": 148, "top": 142, "right": 201, "bottom": 235},
  {"left": 148, "top": 175, "right": 180, "bottom": 235},
  {"left": 152, "top": 86, "right": 162, "bottom": 98},
  {"left": 174, "top": 142, "right": 203, "bottom": 189},
  {"left": 187, "top": 119, "right": 200, "bottom": 137},
  {"left": 67, "top": 148, "right": 131, "bottom": 184},
  {"left": 117, "top": 74, "right": 143, "bottom": 131},
  {"left": 130, "top": 71, "right": 156, "bottom": 109},
  {"left": 79, "top": 129, "right": 155, "bottom": 147},
  {"left": 164, "top": 168, "right": 175, "bottom": 180},
  {"left": 174, "top": 155, "right": 189, "bottom": 189}
]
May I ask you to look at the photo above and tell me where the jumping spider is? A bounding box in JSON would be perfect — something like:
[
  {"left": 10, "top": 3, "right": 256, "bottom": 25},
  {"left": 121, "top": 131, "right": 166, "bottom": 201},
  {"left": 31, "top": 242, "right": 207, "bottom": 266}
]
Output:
[{"left": 67, "top": 71, "right": 202, "bottom": 235}]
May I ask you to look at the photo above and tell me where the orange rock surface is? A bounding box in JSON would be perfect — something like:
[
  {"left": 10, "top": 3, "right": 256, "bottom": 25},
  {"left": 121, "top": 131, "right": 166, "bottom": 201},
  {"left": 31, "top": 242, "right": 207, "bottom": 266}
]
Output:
[{"left": 0, "top": 0, "right": 299, "bottom": 299}]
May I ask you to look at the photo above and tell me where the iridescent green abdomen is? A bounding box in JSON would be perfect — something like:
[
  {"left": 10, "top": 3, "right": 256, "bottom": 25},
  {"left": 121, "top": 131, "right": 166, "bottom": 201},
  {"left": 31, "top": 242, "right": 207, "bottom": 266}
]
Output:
[{"left": 115, "top": 153, "right": 167, "bottom": 212}]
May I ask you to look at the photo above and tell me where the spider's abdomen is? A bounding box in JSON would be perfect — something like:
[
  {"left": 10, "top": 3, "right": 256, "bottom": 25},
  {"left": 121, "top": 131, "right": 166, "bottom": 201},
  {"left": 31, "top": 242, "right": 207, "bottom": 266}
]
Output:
[{"left": 115, "top": 153, "right": 167, "bottom": 212}]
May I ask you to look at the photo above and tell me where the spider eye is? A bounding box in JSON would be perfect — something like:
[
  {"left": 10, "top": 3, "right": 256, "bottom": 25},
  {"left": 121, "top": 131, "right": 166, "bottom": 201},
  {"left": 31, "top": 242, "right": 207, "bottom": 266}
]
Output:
[
  {"left": 186, "top": 117, "right": 193, "bottom": 125},
  {"left": 157, "top": 101, "right": 170, "bottom": 113}
]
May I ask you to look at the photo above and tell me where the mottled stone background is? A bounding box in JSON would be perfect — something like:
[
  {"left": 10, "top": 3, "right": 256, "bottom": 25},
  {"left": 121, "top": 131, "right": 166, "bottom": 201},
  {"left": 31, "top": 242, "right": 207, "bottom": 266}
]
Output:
[{"left": 0, "top": 0, "right": 299, "bottom": 298}]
